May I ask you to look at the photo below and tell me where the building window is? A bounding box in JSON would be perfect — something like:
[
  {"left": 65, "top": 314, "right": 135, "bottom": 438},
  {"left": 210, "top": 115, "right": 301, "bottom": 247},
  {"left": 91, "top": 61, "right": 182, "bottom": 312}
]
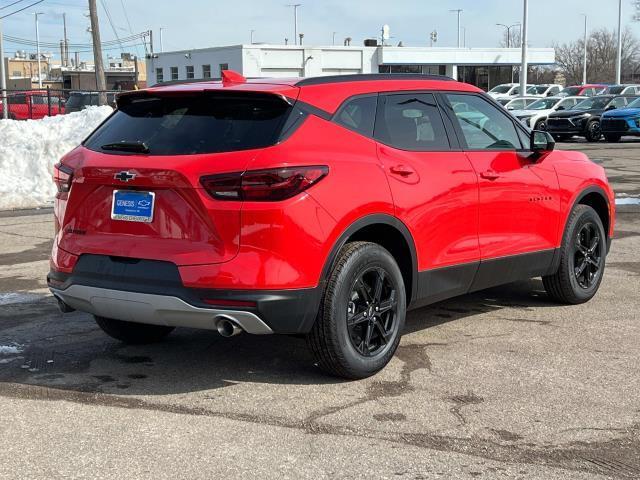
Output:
[
  {"left": 170, "top": 67, "right": 179, "bottom": 81},
  {"left": 219, "top": 63, "right": 229, "bottom": 75},
  {"left": 202, "top": 64, "right": 211, "bottom": 79},
  {"left": 156, "top": 68, "right": 164, "bottom": 83},
  {"left": 186, "top": 65, "right": 195, "bottom": 79}
]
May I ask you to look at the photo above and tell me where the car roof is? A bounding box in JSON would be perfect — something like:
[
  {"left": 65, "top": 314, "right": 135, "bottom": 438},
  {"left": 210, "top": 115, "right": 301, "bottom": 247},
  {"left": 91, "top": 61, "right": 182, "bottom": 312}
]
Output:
[{"left": 137, "top": 73, "right": 482, "bottom": 114}]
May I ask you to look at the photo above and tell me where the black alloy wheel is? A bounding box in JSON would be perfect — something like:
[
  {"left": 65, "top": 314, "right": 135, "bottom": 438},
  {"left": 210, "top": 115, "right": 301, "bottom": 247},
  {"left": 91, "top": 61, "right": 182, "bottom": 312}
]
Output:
[
  {"left": 346, "top": 267, "right": 398, "bottom": 357},
  {"left": 572, "top": 222, "right": 603, "bottom": 289},
  {"left": 585, "top": 120, "right": 601, "bottom": 142}
]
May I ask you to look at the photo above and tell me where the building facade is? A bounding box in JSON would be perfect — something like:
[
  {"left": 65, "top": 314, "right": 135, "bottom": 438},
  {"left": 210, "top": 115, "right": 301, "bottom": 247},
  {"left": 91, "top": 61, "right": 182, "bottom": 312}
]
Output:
[{"left": 147, "top": 44, "right": 556, "bottom": 90}]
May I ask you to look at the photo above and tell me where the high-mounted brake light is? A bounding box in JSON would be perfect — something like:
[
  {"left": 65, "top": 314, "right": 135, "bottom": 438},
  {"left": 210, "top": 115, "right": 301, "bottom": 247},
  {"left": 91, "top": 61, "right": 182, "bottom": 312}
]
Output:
[
  {"left": 53, "top": 163, "right": 74, "bottom": 194},
  {"left": 201, "top": 166, "right": 328, "bottom": 202}
]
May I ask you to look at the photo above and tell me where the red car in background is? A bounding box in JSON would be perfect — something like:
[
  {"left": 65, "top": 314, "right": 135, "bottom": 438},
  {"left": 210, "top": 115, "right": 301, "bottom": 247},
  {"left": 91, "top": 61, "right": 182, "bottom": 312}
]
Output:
[
  {"left": 0, "top": 90, "right": 65, "bottom": 120},
  {"left": 49, "top": 72, "right": 615, "bottom": 379},
  {"left": 557, "top": 84, "right": 607, "bottom": 97}
]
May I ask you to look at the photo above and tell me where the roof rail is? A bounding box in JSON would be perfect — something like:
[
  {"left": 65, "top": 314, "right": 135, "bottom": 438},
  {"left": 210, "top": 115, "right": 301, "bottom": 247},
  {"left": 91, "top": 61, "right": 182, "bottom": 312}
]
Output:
[{"left": 295, "top": 73, "right": 455, "bottom": 87}]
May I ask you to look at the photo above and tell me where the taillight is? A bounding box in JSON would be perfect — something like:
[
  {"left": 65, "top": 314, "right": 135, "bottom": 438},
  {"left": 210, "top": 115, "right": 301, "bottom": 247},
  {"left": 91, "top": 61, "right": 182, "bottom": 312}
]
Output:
[
  {"left": 201, "top": 166, "right": 328, "bottom": 201},
  {"left": 53, "top": 163, "right": 74, "bottom": 194}
]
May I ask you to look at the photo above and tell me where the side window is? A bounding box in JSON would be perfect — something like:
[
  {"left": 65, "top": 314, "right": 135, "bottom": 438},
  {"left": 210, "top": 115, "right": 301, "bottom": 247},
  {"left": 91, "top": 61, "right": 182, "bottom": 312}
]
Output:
[
  {"left": 610, "top": 97, "right": 627, "bottom": 109},
  {"left": 374, "top": 93, "right": 449, "bottom": 151},
  {"left": 445, "top": 93, "right": 521, "bottom": 150},
  {"left": 509, "top": 99, "right": 523, "bottom": 110},
  {"left": 334, "top": 95, "right": 377, "bottom": 137},
  {"left": 558, "top": 98, "right": 575, "bottom": 109},
  {"left": 8, "top": 94, "right": 26, "bottom": 105},
  {"left": 550, "top": 86, "right": 560, "bottom": 95}
]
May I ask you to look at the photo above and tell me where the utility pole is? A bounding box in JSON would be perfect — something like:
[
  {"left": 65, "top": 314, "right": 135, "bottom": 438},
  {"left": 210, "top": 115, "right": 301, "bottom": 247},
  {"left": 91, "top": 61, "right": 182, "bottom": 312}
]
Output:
[
  {"left": 63, "top": 13, "right": 69, "bottom": 66},
  {"left": 450, "top": 9, "right": 463, "bottom": 48},
  {"left": 286, "top": 4, "right": 301, "bottom": 45},
  {"left": 35, "top": 12, "right": 43, "bottom": 88},
  {"left": 616, "top": 0, "right": 622, "bottom": 84},
  {"left": 581, "top": 14, "right": 588, "bottom": 85},
  {"left": 0, "top": 17, "right": 8, "bottom": 119},
  {"left": 519, "top": 0, "right": 529, "bottom": 97},
  {"left": 88, "top": 0, "right": 107, "bottom": 104}
]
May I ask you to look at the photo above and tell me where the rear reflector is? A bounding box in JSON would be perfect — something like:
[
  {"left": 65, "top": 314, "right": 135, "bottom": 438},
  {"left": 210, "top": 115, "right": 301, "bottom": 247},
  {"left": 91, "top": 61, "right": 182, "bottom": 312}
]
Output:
[
  {"left": 200, "top": 166, "right": 328, "bottom": 201},
  {"left": 202, "top": 298, "right": 257, "bottom": 308},
  {"left": 53, "top": 163, "right": 74, "bottom": 194}
]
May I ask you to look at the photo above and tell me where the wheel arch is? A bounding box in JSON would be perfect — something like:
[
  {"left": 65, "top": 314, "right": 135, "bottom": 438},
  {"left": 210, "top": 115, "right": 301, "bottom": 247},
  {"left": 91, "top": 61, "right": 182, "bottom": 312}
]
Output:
[
  {"left": 320, "top": 214, "right": 418, "bottom": 305},
  {"left": 571, "top": 185, "right": 612, "bottom": 248}
]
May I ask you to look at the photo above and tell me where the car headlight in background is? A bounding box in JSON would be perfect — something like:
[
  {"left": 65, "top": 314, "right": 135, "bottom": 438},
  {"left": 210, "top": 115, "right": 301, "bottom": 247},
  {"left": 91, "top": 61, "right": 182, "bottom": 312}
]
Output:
[{"left": 518, "top": 115, "right": 533, "bottom": 126}]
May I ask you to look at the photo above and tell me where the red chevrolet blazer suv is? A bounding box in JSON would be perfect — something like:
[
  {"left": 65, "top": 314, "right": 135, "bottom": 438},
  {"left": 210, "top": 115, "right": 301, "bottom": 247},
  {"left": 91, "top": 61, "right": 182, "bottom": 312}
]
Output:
[{"left": 49, "top": 72, "right": 615, "bottom": 379}]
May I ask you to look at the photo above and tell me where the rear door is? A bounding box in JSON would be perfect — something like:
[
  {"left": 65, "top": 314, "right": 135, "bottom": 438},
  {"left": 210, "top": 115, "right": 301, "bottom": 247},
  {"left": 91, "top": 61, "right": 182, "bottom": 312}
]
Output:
[
  {"left": 440, "top": 92, "right": 561, "bottom": 289},
  {"left": 374, "top": 92, "right": 480, "bottom": 305}
]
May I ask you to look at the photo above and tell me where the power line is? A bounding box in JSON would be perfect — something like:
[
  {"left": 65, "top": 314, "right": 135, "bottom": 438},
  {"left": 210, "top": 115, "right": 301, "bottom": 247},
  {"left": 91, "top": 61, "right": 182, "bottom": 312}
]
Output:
[
  {"left": 99, "top": 0, "right": 124, "bottom": 53},
  {"left": 0, "top": 0, "right": 44, "bottom": 19},
  {"left": 3, "top": 31, "right": 147, "bottom": 48},
  {"left": 119, "top": 0, "right": 142, "bottom": 56},
  {"left": 0, "top": 0, "right": 27, "bottom": 11}
]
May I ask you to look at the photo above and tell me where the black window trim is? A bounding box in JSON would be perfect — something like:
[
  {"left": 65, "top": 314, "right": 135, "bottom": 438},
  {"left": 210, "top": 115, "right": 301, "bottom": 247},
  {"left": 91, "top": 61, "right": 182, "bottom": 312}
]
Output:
[{"left": 438, "top": 91, "right": 531, "bottom": 152}]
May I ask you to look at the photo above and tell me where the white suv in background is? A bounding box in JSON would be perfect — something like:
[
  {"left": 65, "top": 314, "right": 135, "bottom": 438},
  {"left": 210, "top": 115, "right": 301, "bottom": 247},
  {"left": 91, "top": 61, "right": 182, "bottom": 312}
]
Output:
[
  {"left": 497, "top": 97, "right": 539, "bottom": 111},
  {"left": 487, "top": 83, "right": 534, "bottom": 101},
  {"left": 526, "top": 84, "right": 563, "bottom": 97},
  {"left": 510, "top": 96, "right": 583, "bottom": 130}
]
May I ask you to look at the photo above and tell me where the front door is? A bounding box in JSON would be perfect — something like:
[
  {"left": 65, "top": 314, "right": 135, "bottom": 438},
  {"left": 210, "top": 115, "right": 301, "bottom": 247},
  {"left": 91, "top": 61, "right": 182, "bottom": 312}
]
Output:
[{"left": 440, "top": 92, "right": 561, "bottom": 290}]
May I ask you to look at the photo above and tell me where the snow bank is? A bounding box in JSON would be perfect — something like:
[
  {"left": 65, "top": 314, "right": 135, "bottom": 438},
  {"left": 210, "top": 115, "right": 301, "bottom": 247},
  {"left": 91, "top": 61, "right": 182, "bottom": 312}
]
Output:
[{"left": 0, "top": 106, "right": 113, "bottom": 210}]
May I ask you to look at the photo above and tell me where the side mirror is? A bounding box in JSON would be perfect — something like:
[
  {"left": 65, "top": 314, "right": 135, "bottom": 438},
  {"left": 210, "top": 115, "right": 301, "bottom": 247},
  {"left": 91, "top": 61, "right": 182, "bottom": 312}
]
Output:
[
  {"left": 556, "top": 105, "right": 565, "bottom": 111},
  {"left": 530, "top": 130, "right": 555, "bottom": 153},
  {"left": 606, "top": 105, "right": 616, "bottom": 111}
]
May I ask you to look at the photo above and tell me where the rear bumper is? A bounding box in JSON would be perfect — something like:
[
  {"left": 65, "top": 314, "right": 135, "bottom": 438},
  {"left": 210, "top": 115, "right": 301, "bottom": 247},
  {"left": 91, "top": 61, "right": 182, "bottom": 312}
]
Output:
[
  {"left": 50, "top": 285, "right": 274, "bottom": 334},
  {"left": 47, "top": 254, "right": 323, "bottom": 334}
]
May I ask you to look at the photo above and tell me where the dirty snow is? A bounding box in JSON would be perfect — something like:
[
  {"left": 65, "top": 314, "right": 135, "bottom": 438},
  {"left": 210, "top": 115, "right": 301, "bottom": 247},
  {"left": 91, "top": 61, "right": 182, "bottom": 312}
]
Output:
[
  {"left": 0, "top": 292, "right": 43, "bottom": 305},
  {"left": 0, "top": 106, "right": 113, "bottom": 210},
  {"left": 0, "top": 344, "right": 24, "bottom": 356}
]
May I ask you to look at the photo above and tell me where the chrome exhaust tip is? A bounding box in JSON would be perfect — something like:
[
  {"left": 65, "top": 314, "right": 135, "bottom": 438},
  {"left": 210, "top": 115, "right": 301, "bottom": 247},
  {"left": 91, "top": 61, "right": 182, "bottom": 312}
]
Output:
[
  {"left": 54, "top": 295, "right": 75, "bottom": 313},
  {"left": 216, "top": 316, "right": 243, "bottom": 337}
]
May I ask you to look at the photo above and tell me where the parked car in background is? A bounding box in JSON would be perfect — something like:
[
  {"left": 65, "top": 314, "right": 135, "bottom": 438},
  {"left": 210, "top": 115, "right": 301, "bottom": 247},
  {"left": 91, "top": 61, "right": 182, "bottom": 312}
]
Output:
[
  {"left": 526, "top": 84, "right": 563, "bottom": 97},
  {"left": 556, "top": 84, "right": 606, "bottom": 97},
  {"left": 49, "top": 72, "right": 615, "bottom": 379},
  {"left": 600, "top": 96, "right": 640, "bottom": 142},
  {"left": 487, "top": 83, "right": 534, "bottom": 100},
  {"left": 497, "top": 96, "right": 539, "bottom": 110},
  {"left": 511, "top": 96, "right": 583, "bottom": 130},
  {"left": 0, "top": 91, "right": 64, "bottom": 120},
  {"left": 546, "top": 94, "right": 638, "bottom": 141},
  {"left": 598, "top": 84, "right": 640, "bottom": 95},
  {"left": 64, "top": 91, "right": 118, "bottom": 113}
]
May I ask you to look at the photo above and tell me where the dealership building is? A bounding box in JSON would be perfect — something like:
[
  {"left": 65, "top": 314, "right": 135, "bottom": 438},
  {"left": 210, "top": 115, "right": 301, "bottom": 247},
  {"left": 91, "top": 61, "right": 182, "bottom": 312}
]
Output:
[{"left": 146, "top": 43, "right": 556, "bottom": 90}]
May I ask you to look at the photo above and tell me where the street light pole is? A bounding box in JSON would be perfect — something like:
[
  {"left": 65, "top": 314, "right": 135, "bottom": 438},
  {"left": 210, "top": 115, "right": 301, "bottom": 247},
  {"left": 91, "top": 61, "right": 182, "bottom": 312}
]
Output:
[
  {"left": 616, "top": 0, "right": 622, "bottom": 84},
  {"left": 0, "top": 17, "right": 8, "bottom": 119},
  {"left": 450, "top": 9, "right": 463, "bottom": 48},
  {"left": 581, "top": 14, "right": 588, "bottom": 85},
  {"left": 286, "top": 4, "right": 301, "bottom": 46},
  {"left": 35, "top": 12, "right": 43, "bottom": 88},
  {"left": 159, "top": 27, "right": 164, "bottom": 53},
  {"left": 519, "top": 0, "right": 529, "bottom": 97}
]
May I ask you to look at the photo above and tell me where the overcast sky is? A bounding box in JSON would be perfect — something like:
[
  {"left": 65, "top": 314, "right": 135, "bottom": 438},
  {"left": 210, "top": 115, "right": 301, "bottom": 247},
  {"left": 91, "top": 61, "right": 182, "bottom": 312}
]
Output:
[{"left": 2, "top": 0, "right": 640, "bottom": 59}]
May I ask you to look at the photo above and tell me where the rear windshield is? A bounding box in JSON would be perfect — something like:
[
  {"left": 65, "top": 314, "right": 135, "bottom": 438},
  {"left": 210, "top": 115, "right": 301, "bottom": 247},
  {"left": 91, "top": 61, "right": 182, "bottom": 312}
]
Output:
[{"left": 84, "top": 93, "right": 292, "bottom": 155}]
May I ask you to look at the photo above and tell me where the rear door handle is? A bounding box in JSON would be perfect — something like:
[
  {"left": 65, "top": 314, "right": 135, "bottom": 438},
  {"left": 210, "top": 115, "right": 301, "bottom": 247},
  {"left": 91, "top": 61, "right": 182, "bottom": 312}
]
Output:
[
  {"left": 480, "top": 170, "right": 500, "bottom": 180},
  {"left": 389, "top": 165, "right": 415, "bottom": 177}
]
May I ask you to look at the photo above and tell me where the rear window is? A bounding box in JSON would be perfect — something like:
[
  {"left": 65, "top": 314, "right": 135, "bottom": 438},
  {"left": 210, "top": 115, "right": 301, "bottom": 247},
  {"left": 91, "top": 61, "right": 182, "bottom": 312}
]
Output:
[{"left": 85, "top": 93, "right": 292, "bottom": 155}]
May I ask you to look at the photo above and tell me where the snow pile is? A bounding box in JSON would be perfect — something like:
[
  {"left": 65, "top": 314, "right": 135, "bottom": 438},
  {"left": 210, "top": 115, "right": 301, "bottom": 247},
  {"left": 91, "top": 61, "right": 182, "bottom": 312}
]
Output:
[
  {"left": 0, "top": 106, "right": 113, "bottom": 210},
  {"left": 0, "top": 344, "right": 23, "bottom": 356}
]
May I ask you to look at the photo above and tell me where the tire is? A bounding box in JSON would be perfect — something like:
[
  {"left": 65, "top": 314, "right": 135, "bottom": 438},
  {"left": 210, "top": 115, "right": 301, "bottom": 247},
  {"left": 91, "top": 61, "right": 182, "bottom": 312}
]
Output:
[
  {"left": 604, "top": 133, "right": 622, "bottom": 143},
  {"left": 307, "top": 242, "right": 406, "bottom": 379},
  {"left": 94, "top": 316, "right": 175, "bottom": 344},
  {"left": 585, "top": 120, "right": 602, "bottom": 142},
  {"left": 543, "top": 205, "right": 607, "bottom": 304},
  {"left": 534, "top": 119, "right": 547, "bottom": 131}
]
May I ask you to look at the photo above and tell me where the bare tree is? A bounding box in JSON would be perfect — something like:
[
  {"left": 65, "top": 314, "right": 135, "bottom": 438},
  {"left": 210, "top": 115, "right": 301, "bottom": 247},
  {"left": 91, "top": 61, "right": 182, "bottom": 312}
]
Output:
[
  {"left": 499, "top": 29, "right": 522, "bottom": 49},
  {"left": 554, "top": 27, "right": 640, "bottom": 85}
]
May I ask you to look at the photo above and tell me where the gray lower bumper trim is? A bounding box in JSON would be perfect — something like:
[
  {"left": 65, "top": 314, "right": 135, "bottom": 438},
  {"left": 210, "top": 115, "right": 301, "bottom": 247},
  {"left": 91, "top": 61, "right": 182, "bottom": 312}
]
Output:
[{"left": 50, "top": 285, "right": 273, "bottom": 335}]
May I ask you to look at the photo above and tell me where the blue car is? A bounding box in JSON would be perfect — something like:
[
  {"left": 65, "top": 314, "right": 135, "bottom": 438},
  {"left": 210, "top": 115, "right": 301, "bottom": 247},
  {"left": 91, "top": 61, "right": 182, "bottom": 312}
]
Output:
[{"left": 600, "top": 97, "right": 640, "bottom": 142}]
